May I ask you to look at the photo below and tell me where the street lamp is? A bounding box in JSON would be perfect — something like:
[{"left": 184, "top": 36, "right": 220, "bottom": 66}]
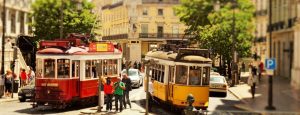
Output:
[
  {"left": 1, "top": 0, "right": 6, "bottom": 76},
  {"left": 265, "top": 0, "right": 276, "bottom": 110}
]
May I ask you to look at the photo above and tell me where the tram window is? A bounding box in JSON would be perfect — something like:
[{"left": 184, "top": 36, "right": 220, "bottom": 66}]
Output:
[
  {"left": 189, "top": 66, "right": 201, "bottom": 85},
  {"left": 85, "top": 60, "right": 92, "bottom": 79},
  {"left": 57, "top": 59, "right": 70, "bottom": 78},
  {"left": 161, "top": 65, "right": 165, "bottom": 82},
  {"left": 169, "top": 66, "right": 175, "bottom": 83},
  {"left": 202, "top": 67, "right": 210, "bottom": 85},
  {"left": 72, "top": 60, "right": 80, "bottom": 78},
  {"left": 96, "top": 60, "right": 102, "bottom": 77},
  {"left": 36, "top": 59, "right": 43, "bottom": 78},
  {"left": 44, "top": 59, "right": 55, "bottom": 78},
  {"left": 175, "top": 65, "right": 188, "bottom": 85}
]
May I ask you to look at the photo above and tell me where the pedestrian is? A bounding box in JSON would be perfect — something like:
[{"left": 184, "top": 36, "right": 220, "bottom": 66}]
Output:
[
  {"left": 20, "top": 69, "right": 27, "bottom": 87},
  {"left": 148, "top": 78, "right": 155, "bottom": 112},
  {"left": 241, "top": 62, "right": 246, "bottom": 72},
  {"left": 248, "top": 64, "right": 258, "bottom": 99},
  {"left": 27, "top": 67, "right": 35, "bottom": 84},
  {"left": 138, "top": 62, "right": 142, "bottom": 71},
  {"left": 122, "top": 73, "right": 132, "bottom": 109},
  {"left": 134, "top": 61, "right": 137, "bottom": 69},
  {"left": 104, "top": 77, "right": 114, "bottom": 112},
  {"left": 4, "top": 70, "right": 13, "bottom": 97},
  {"left": 258, "top": 61, "right": 264, "bottom": 82},
  {"left": 113, "top": 77, "right": 126, "bottom": 112}
]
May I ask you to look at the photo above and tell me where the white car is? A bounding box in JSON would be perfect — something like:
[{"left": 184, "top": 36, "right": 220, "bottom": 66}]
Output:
[
  {"left": 122, "top": 69, "right": 143, "bottom": 88},
  {"left": 209, "top": 75, "right": 228, "bottom": 97}
]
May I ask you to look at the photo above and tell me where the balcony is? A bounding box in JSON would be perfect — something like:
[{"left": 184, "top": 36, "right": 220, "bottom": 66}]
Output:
[
  {"left": 254, "top": 9, "right": 268, "bottom": 16},
  {"left": 139, "top": 33, "right": 193, "bottom": 40},
  {"left": 254, "top": 37, "right": 266, "bottom": 43},
  {"left": 142, "top": 0, "right": 180, "bottom": 4},
  {"left": 102, "top": 34, "right": 128, "bottom": 40}
]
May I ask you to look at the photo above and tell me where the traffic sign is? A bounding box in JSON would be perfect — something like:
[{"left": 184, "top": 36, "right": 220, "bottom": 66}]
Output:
[{"left": 265, "top": 58, "right": 276, "bottom": 70}]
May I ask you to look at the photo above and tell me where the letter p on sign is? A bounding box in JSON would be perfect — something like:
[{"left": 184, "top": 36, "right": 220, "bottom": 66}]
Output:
[{"left": 265, "top": 58, "right": 276, "bottom": 70}]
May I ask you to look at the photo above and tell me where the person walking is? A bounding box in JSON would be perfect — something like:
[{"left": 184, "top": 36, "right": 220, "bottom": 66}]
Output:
[
  {"left": 4, "top": 70, "right": 13, "bottom": 97},
  {"left": 148, "top": 78, "right": 154, "bottom": 112},
  {"left": 122, "top": 73, "right": 132, "bottom": 109},
  {"left": 27, "top": 67, "right": 35, "bottom": 84},
  {"left": 113, "top": 77, "right": 125, "bottom": 112},
  {"left": 258, "top": 61, "right": 264, "bottom": 82},
  {"left": 20, "top": 69, "right": 27, "bottom": 87},
  {"left": 104, "top": 77, "right": 114, "bottom": 112},
  {"left": 248, "top": 64, "right": 258, "bottom": 99}
]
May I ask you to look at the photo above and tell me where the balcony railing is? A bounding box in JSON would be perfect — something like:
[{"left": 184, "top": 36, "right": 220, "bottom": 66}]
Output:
[
  {"left": 254, "top": 9, "right": 267, "bottom": 16},
  {"left": 142, "top": 0, "right": 180, "bottom": 4},
  {"left": 254, "top": 37, "right": 266, "bottom": 43},
  {"left": 139, "top": 33, "right": 194, "bottom": 39},
  {"left": 102, "top": 34, "right": 128, "bottom": 40}
]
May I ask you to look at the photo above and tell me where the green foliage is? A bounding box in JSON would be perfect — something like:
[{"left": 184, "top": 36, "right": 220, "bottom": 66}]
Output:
[
  {"left": 175, "top": 0, "right": 255, "bottom": 60},
  {"left": 31, "top": 0, "right": 99, "bottom": 41}
]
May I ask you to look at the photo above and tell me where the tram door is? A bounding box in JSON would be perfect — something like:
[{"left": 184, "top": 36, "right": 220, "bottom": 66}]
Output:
[{"left": 168, "top": 66, "right": 174, "bottom": 101}]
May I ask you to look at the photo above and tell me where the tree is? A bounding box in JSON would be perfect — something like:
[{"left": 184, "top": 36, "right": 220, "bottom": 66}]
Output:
[
  {"left": 175, "top": 0, "right": 255, "bottom": 76},
  {"left": 31, "top": 0, "right": 98, "bottom": 41}
]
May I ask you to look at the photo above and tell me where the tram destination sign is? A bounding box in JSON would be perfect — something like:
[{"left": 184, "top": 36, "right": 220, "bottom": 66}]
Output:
[{"left": 89, "top": 43, "right": 114, "bottom": 52}]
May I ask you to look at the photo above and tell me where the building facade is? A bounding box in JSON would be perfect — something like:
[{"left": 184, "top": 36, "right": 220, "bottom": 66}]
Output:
[
  {"left": 95, "top": 0, "right": 189, "bottom": 62},
  {"left": 292, "top": 0, "right": 300, "bottom": 89},
  {"left": 268, "top": 0, "right": 299, "bottom": 89},
  {"left": 253, "top": 0, "right": 268, "bottom": 62},
  {"left": 0, "top": 0, "right": 34, "bottom": 44}
]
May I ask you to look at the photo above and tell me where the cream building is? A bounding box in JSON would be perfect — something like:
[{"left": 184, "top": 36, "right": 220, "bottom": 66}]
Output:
[
  {"left": 253, "top": 0, "right": 268, "bottom": 62},
  {"left": 268, "top": 0, "right": 299, "bottom": 89},
  {"left": 94, "top": 0, "right": 189, "bottom": 62}
]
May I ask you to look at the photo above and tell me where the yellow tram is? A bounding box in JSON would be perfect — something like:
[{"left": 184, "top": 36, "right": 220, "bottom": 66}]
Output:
[{"left": 144, "top": 48, "right": 212, "bottom": 110}]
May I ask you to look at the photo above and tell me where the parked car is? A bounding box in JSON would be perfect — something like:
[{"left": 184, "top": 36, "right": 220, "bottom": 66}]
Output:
[
  {"left": 18, "top": 80, "right": 35, "bottom": 102},
  {"left": 122, "top": 69, "right": 143, "bottom": 88},
  {"left": 209, "top": 75, "right": 228, "bottom": 97}
]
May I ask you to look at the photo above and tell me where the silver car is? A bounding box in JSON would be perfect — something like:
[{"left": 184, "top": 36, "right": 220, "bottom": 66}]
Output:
[
  {"left": 122, "top": 69, "right": 143, "bottom": 88},
  {"left": 209, "top": 75, "right": 228, "bottom": 97}
]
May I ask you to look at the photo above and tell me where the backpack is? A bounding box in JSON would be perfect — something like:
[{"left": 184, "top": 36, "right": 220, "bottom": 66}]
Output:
[{"left": 4, "top": 75, "right": 12, "bottom": 84}]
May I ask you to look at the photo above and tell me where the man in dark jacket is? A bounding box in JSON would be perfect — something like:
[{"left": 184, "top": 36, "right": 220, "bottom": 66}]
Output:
[{"left": 121, "top": 73, "right": 132, "bottom": 109}]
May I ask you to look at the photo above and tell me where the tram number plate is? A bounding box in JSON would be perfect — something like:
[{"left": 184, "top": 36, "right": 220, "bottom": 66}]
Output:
[{"left": 26, "top": 94, "right": 32, "bottom": 97}]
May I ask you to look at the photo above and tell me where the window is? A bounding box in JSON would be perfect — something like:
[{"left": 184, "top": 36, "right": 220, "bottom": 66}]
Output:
[
  {"left": 157, "top": 26, "right": 163, "bottom": 38},
  {"left": 11, "top": 10, "right": 16, "bottom": 33},
  {"left": 143, "top": 8, "right": 148, "bottom": 15},
  {"left": 202, "top": 67, "right": 210, "bottom": 85},
  {"left": 44, "top": 59, "right": 55, "bottom": 78},
  {"left": 36, "top": 59, "right": 43, "bottom": 78},
  {"left": 72, "top": 60, "right": 80, "bottom": 78},
  {"left": 161, "top": 65, "right": 165, "bottom": 82},
  {"left": 141, "top": 24, "right": 148, "bottom": 34},
  {"left": 175, "top": 65, "right": 188, "bottom": 84},
  {"left": 20, "top": 12, "right": 24, "bottom": 34},
  {"left": 172, "top": 25, "right": 179, "bottom": 37},
  {"left": 169, "top": 66, "right": 175, "bottom": 83},
  {"left": 158, "top": 9, "right": 163, "bottom": 16},
  {"left": 85, "top": 60, "right": 93, "bottom": 79},
  {"left": 57, "top": 59, "right": 70, "bottom": 78},
  {"left": 189, "top": 66, "right": 201, "bottom": 85},
  {"left": 103, "top": 59, "right": 118, "bottom": 76}
]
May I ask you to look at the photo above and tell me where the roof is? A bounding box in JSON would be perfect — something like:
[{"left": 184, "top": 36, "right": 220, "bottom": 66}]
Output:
[{"left": 146, "top": 50, "right": 212, "bottom": 63}]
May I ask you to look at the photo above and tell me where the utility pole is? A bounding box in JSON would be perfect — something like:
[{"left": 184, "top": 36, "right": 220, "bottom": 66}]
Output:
[
  {"left": 265, "top": 0, "right": 276, "bottom": 110},
  {"left": 125, "top": 60, "right": 131, "bottom": 75},
  {"left": 11, "top": 46, "right": 17, "bottom": 98},
  {"left": 96, "top": 62, "right": 102, "bottom": 112},
  {"left": 231, "top": 0, "right": 238, "bottom": 86},
  {"left": 1, "top": 0, "right": 6, "bottom": 75},
  {"left": 143, "top": 59, "right": 157, "bottom": 115}
]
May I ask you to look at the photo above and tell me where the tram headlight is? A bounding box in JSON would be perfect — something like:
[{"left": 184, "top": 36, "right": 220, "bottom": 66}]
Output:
[{"left": 47, "top": 90, "right": 51, "bottom": 94}]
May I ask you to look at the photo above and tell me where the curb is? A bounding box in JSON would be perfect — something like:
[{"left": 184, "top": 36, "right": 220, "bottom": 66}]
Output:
[
  {"left": 0, "top": 98, "right": 18, "bottom": 103},
  {"left": 233, "top": 104, "right": 254, "bottom": 112},
  {"left": 80, "top": 110, "right": 98, "bottom": 114},
  {"left": 228, "top": 88, "right": 248, "bottom": 104}
]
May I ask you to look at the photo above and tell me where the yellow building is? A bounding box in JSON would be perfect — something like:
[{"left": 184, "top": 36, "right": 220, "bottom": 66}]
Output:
[{"left": 94, "top": 0, "right": 189, "bottom": 62}]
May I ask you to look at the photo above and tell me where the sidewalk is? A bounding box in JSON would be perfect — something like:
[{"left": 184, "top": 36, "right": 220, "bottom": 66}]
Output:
[
  {"left": 80, "top": 100, "right": 156, "bottom": 115},
  {"left": 0, "top": 93, "right": 18, "bottom": 103},
  {"left": 229, "top": 74, "right": 300, "bottom": 114}
]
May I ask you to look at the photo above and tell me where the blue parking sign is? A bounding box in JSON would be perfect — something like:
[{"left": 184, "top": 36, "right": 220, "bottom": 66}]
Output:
[{"left": 265, "top": 58, "right": 276, "bottom": 70}]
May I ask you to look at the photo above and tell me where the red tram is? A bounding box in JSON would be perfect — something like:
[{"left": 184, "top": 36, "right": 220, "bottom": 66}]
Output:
[{"left": 34, "top": 38, "right": 122, "bottom": 108}]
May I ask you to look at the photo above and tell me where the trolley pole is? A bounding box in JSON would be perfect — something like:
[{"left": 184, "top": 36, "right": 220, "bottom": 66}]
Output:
[{"left": 143, "top": 59, "right": 157, "bottom": 115}]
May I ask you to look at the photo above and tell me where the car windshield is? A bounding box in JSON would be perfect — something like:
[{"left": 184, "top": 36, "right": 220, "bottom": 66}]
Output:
[
  {"left": 210, "top": 77, "right": 225, "bottom": 83},
  {"left": 122, "top": 69, "right": 138, "bottom": 76}
]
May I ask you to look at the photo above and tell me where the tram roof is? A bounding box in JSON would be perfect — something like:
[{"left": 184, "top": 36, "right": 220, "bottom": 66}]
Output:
[{"left": 145, "top": 50, "right": 212, "bottom": 63}]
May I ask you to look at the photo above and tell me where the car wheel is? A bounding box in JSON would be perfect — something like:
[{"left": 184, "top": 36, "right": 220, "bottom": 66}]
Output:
[
  {"left": 140, "top": 80, "right": 143, "bottom": 86},
  {"left": 223, "top": 92, "right": 227, "bottom": 97},
  {"left": 19, "top": 96, "right": 26, "bottom": 102}
]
